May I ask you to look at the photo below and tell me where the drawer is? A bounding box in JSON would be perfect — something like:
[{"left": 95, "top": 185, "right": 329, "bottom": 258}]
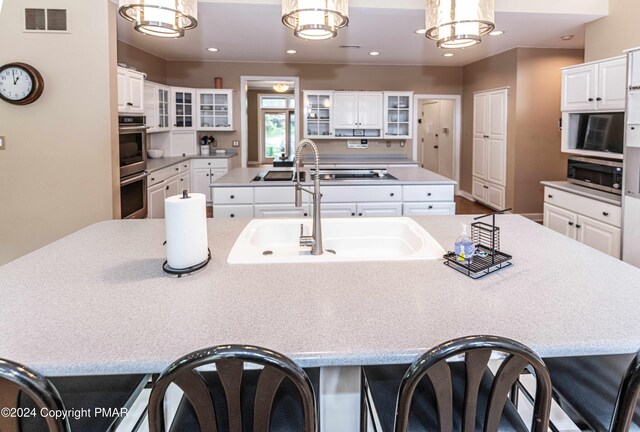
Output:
[
  {"left": 254, "top": 204, "right": 311, "bottom": 219},
  {"left": 213, "top": 205, "right": 254, "bottom": 219},
  {"left": 403, "top": 202, "right": 456, "bottom": 216},
  {"left": 212, "top": 187, "right": 254, "bottom": 205},
  {"left": 148, "top": 165, "right": 180, "bottom": 186},
  {"left": 179, "top": 160, "right": 190, "bottom": 173},
  {"left": 544, "top": 187, "right": 621, "bottom": 227},
  {"left": 254, "top": 187, "right": 308, "bottom": 204},
  {"left": 403, "top": 185, "right": 455, "bottom": 202},
  {"left": 322, "top": 185, "right": 402, "bottom": 203},
  {"left": 192, "top": 158, "right": 229, "bottom": 169}
]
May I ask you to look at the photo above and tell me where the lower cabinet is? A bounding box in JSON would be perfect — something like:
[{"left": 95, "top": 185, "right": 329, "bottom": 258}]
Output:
[
  {"left": 148, "top": 174, "right": 180, "bottom": 219},
  {"left": 403, "top": 202, "right": 456, "bottom": 216},
  {"left": 254, "top": 204, "right": 311, "bottom": 219},
  {"left": 472, "top": 176, "right": 505, "bottom": 210},
  {"left": 357, "top": 203, "right": 402, "bottom": 217},
  {"left": 543, "top": 189, "right": 622, "bottom": 259},
  {"left": 191, "top": 159, "right": 231, "bottom": 203}
]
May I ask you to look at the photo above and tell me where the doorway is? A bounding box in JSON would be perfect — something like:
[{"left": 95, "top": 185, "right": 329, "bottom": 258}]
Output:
[
  {"left": 413, "top": 95, "right": 461, "bottom": 193},
  {"left": 258, "top": 94, "right": 296, "bottom": 165}
]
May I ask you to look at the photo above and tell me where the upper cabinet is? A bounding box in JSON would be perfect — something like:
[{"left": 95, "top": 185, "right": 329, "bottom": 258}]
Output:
[
  {"left": 144, "top": 82, "right": 170, "bottom": 133},
  {"left": 561, "top": 57, "right": 627, "bottom": 112},
  {"left": 171, "top": 87, "right": 196, "bottom": 131},
  {"left": 384, "top": 92, "right": 413, "bottom": 139},
  {"left": 333, "top": 91, "right": 383, "bottom": 138},
  {"left": 197, "top": 89, "right": 234, "bottom": 131},
  {"left": 117, "top": 67, "right": 145, "bottom": 114},
  {"left": 304, "top": 91, "right": 333, "bottom": 139}
]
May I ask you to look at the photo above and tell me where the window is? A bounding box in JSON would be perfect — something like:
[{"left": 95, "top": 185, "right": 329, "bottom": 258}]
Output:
[{"left": 260, "top": 95, "right": 296, "bottom": 110}]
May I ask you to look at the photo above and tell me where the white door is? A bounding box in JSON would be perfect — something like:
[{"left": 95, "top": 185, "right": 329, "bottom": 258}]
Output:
[
  {"left": 630, "top": 51, "right": 640, "bottom": 90},
  {"left": 192, "top": 169, "right": 211, "bottom": 197},
  {"left": 473, "top": 93, "right": 488, "bottom": 136},
  {"left": 577, "top": 215, "right": 622, "bottom": 258},
  {"left": 144, "top": 83, "right": 159, "bottom": 132},
  {"left": 489, "top": 91, "right": 507, "bottom": 139},
  {"left": 117, "top": 68, "right": 127, "bottom": 113},
  {"left": 544, "top": 204, "right": 577, "bottom": 238},
  {"left": 486, "top": 183, "right": 506, "bottom": 210},
  {"left": 437, "top": 99, "right": 455, "bottom": 180},
  {"left": 487, "top": 138, "right": 507, "bottom": 186},
  {"left": 172, "top": 88, "right": 195, "bottom": 130},
  {"left": 356, "top": 203, "right": 402, "bottom": 217},
  {"left": 358, "top": 92, "right": 384, "bottom": 129},
  {"left": 597, "top": 58, "right": 627, "bottom": 111},
  {"left": 321, "top": 203, "right": 357, "bottom": 218},
  {"left": 421, "top": 101, "right": 441, "bottom": 172},
  {"left": 562, "top": 64, "right": 598, "bottom": 111},
  {"left": 472, "top": 177, "right": 487, "bottom": 203},
  {"left": 332, "top": 92, "right": 359, "bottom": 129},
  {"left": 472, "top": 137, "right": 487, "bottom": 179},
  {"left": 128, "top": 72, "right": 145, "bottom": 114},
  {"left": 165, "top": 175, "right": 180, "bottom": 199},
  {"left": 148, "top": 183, "right": 166, "bottom": 219}
]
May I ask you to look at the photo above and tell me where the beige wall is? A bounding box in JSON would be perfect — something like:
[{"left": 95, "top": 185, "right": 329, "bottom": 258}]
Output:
[
  {"left": 166, "top": 61, "right": 463, "bottom": 158},
  {"left": 462, "top": 49, "right": 518, "bottom": 205},
  {"left": 462, "top": 48, "right": 583, "bottom": 214},
  {"left": 0, "top": 0, "right": 117, "bottom": 265},
  {"left": 117, "top": 40, "right": 168, "bottom": 84},
  {"left": 585, "top": 0, "right": 640, "bottom": 62},
  {"left": 514, "top": 48, "right": 584, "bottom": 214}
]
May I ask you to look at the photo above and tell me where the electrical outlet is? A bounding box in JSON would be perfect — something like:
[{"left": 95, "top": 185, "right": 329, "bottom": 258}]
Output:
[
  {"left": 347, "top": 140, "right": 368, "bottom": 149},
  {"left": 386, "top": 141, "right": 391, "bottom": 148},
  {"left": 232, "top": 140, "right": 240, "bottom": 148},
  {"left": 0, "top": 136, "right": 5, "bottom": 150}
]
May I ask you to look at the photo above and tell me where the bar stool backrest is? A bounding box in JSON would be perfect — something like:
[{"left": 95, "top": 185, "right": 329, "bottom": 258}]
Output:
[
  {"left": 147, "top": 345, "right": 318, "bottom": 432},
  {"left": 0, "top": 358, "right": 70, "bottom": 432},
  {"left": 611, "top": 351, "right": 640, "bottom": 432},
  {"left": 394, "top": 335, "right": 553, "bottom": 432}
]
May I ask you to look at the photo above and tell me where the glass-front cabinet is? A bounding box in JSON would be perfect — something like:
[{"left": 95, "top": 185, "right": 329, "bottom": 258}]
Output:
[
  {"left": 144, "top": 82, "right": 170, "bottom": 133},
  {"left": 384, "top": 92, "right": 413, "bottom": 139},
  {"left": 197, "top": 89, "right": 233, "bottom": 131},
  {"left": 171, "top": 87, "right": 195, "bottom": 130},
  {"left": 303, "top": 91, "right": 333, "bottom": 139},
  {"left": 157, "top": 86, "right": 170, "bottom": 131}
]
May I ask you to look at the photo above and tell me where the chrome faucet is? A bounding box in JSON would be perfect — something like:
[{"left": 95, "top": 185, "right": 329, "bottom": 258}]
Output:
[{"left": 295, "top": 139, "right": 323, "bottom": 255}]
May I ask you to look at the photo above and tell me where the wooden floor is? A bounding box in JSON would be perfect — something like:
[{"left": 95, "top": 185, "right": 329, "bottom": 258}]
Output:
[{"left": 207, "top": 196, "right": 491, "bottom": 218}]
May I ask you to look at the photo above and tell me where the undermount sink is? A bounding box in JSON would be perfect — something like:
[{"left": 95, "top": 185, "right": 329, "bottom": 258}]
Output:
[{"left": 227, "top": 217, "right": 446, "bottom": 264}]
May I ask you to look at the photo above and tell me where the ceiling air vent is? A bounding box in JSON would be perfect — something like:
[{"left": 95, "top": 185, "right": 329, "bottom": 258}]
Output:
[
  {"left": 340, "top": 45, "right": 361, "bottom": 49},
  {"left": 24, "top": 8, "right": 68, "bottom": 32}
]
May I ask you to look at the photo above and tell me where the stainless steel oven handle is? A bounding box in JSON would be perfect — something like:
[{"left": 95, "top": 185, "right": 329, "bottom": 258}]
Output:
[
  {"left": 120, "top": 171, "right": 149, "bottom": 186},
  {"left": 119, "top": 125, "right": 150, "bottom": 132}
]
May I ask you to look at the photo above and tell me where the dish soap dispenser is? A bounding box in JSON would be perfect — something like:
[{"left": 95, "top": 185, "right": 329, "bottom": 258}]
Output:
[{"left": 455, "top": 224, "right": 475, "bottom": 263}]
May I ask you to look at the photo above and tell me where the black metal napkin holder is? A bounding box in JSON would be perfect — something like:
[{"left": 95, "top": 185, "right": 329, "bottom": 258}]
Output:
[{"left": 444, "top": 209, "right": 513, "bottom": 279}]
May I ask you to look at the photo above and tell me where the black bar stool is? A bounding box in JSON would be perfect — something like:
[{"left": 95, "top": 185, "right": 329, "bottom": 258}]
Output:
[
  {"left": 363, "top": 335, "right": 553, "bottom": 432},
  {"left": 545, "top": 351, "right": 640, "bottom": 431},
  {"left": 147, "top": 344, "right": 319, "bottom": 432}
]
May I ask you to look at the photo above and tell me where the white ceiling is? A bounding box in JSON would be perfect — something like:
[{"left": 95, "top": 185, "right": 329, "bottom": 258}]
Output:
[{"left": 116, "top": 1, "right": 607, "bottom": 67}]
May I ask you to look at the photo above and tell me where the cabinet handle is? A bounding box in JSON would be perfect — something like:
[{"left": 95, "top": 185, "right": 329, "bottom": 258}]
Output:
[
  {"left": 632, "top": 127, "right": 636, "bottom": 130},
  {"left": 588, "top": 98, "right": 594, "bottom": 102},
  {"left": 230, "top": 195, "right": 235, "bottom": 199},
  {"left": 603, "top": 212, "right": 609, "bottom": 216},
  {"left": 127, "top": 102, "right": 133, "bottom": 106},
  {"left": 427, "top": 192, "right": 432, "bottom": 196},
  {"left": 206, "top": 174, "right": 210, "bottom": 177},
  {"left": 358, "top": 213, "right": 363, "bottom": 216},
  {"left": 151, "top": 177, "right": 155, "bottom": 181},
  {"left": 304, "top": 213, "right": 308, "bottom": 217},
  {"left": 175, "top": 167, "right": 179, "bottom": 171},
  {"left": 165, "top": 185, "right": 169, "bottom": 190},
  {"left": 351, "top": 213, "right": 356, "bottom": 216},
  {"left": 596, "top": 97, "right": 602, "bottom": 101},
  {"left": 429, "top": 205, "right": 433, "bottom": 209},
  {"left": 569, "top": 222, "right": 574, "bottom": 226},
  {"left": 390, "top": 193, "right": 395, "bottom": 197},
  {"left": 548, "top": 194, "right": 553, "bottom": 198},
  {"left": 230, "top": 214, "right": 235, "bottom": 218},
  {"left": 576, "top": 224, "right": 582, "bottom": 229},
  {"left": 484, "top": 186, "right": 489, "bottom": 189}
]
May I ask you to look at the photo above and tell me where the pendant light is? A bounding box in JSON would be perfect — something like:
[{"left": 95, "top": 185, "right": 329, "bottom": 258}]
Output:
[
  {"left": 282, "top": 0, "right": 349, "bottom": 41},
  {"left": 118, "top": 0, "right": 198, "bottom": 39},
  {"left": 273, "top": 83, "right": 290, "bottom": 93},
  {"left": 425, "top": 0, "right": 495, "bottom": 49}
]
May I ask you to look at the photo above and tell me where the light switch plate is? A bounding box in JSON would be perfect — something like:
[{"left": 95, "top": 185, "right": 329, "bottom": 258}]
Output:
[
  {"left": 0, "top": 136, "right": 5, "bottom": 150},
  {"left": 232, "top": 140, "right": 240, "bottom": 147}
]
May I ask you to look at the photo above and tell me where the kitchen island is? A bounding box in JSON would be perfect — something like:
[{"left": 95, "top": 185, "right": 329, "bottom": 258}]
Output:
[{"left": 1, "top": 215, "right": 639, "bottom": 429}]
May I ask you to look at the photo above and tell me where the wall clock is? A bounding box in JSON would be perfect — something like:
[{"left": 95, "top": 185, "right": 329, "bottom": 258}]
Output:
[{"left": 0, "top": 63, "right": 44, "bottom": 105}]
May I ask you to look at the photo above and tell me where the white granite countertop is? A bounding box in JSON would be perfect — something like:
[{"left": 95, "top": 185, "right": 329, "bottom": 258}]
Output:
[
  {"left": 1, "top": 215, "right": 639, "bottom": 377},
  {"left": 147, "top": 149, "right": 238, "bottom": 173},
  {"left": 541, "top": 181, "right": 622, "bottom": 207},
  {"left": 213, "top": 167, "right": 457, "bottom": 187}
]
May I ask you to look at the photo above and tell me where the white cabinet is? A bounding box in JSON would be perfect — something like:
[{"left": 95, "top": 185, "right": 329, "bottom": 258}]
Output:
[
  {"left": 144, "top": 82, "right": 170, "bottom": 133},
  {"left": 472, "top": 89, "right": 508, "bottom": 210},
  {"left": 171, "top": 87, "right": 196, "bottom": 130},
  {"left": 147, "top": 161, "right": 193, "bottom": 219},
  {"left": 543, "top": 187, "right": 621, "bottom": 258},
  {"left": 254, "top": 204, "right": 310, "bottom": 218},
  {"left": 333, "top": 91, "right": 383, "bottom": 137},
  {"left": 304, "top": 91, "right": 333, "bottom": 139},
  {"left": 117, "top": 67, "right": 145, "bottom": 114},
  {"left": 403, "top": 202, "right": 456, "bottom": 216},
  {"left": 357, "top": 203, "right": 401, "bottom": 217},
  {"left": 384, "top": 92, "right": 413, "bottom": 139},
  {"left": 561, "top": 57, "right": 627, "bottom": 112},
  {"left": 197, "top": 89, "right": 233, "bottom": 131},
  {"left": 321, "top": 203, "right": 357, "bottom": 218},
  {"left": 190, "top": 158, "right": 231, "bottom": 203},
  {"left": 148, "top": 183, "right": 167, "bottom": 219}
]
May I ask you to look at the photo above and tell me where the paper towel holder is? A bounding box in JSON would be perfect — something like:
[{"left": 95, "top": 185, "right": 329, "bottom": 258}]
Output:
[
  {"left": 163, "top": 247, "right": 211, "bottom": 278},
  {"left": 181, "top": 190, "right": 190, "bottom": 199}
]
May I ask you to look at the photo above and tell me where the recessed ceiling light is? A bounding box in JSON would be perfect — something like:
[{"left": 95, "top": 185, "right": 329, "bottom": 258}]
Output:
[
  {"left": 489, "top": 30, "right": 504, "bottom": 36},
  {"left": 207, "top": 47, "right": 219, "bottom": 52},
  {"left": 415, "top": 29, "right": 427, "bottom": 35},
  {"left": 561, "top": 35, "right": 574, "bottom": 41},
  {"left": 369, "top": 51, "right": 380, "bottom": 56},
  {"left": 286, "top": 49, "right": 297, "bottom": 54},
  {"left": 443, "top": 53, "right": 454, "bottom": 57}
]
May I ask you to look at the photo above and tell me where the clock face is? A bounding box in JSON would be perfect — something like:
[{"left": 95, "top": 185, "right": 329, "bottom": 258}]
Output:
[
  {"left": 0, "top": 67, "right": 33, "bottom": 101},
  {"left": 0, "top": 63, "right": 44, "bottom": 105}
]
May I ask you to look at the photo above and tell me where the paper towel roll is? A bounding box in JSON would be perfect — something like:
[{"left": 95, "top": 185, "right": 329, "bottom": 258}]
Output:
[{"left": 165, "top": 192, "right": 209, "bottom": 270}]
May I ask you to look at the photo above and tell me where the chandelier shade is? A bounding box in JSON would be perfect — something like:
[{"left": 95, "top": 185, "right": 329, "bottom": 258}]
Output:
[
  {"left": 425, "top": 0, "right": 495, "bottom": 49},
  {"left": 118, "top": 0, "right": 198, "bottom": 38},
  {"left": 282, "top": 0, "right": 349, "bottom": 41},
  {"left": 273, "top": 83, "right": 290, "bottom": 93}
]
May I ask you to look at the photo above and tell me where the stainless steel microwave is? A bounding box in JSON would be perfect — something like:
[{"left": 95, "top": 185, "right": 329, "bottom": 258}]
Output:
[{"left": 568, "top": 156, "right": 623, "bottom": 195}]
